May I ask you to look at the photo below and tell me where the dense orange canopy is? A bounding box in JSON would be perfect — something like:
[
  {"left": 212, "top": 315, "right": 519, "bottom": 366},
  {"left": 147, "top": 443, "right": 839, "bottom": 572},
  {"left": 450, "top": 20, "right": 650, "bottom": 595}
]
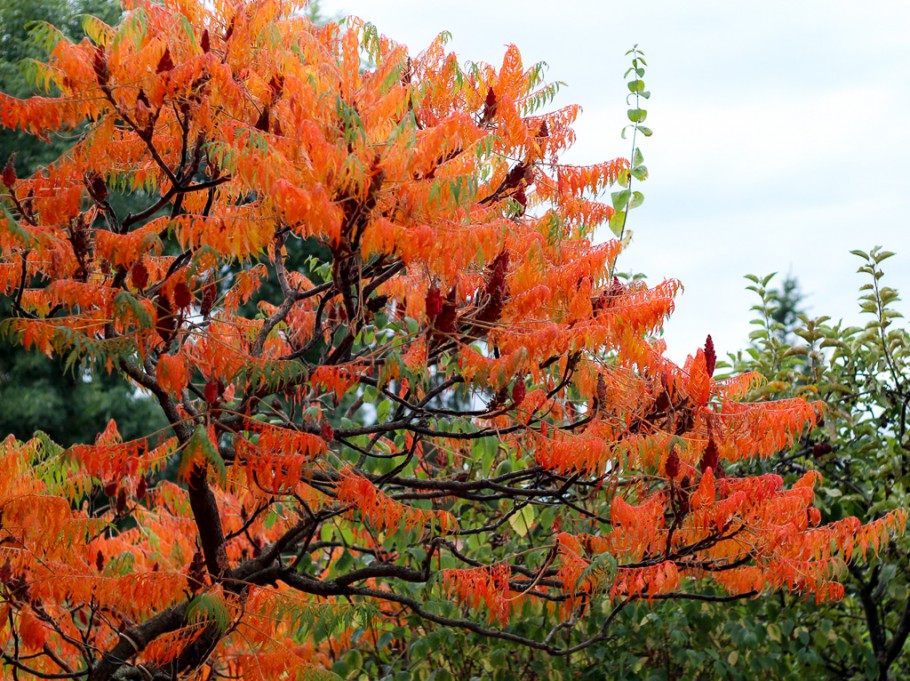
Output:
[{"left": 0, "top": 0, "right": 903, "bottom": 678}]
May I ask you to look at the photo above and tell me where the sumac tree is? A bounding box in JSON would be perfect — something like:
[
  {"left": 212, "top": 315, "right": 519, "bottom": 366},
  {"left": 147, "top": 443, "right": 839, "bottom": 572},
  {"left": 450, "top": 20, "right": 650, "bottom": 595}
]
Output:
[{"left": 0, "top": 1, "right": 904, "bottom": 679}]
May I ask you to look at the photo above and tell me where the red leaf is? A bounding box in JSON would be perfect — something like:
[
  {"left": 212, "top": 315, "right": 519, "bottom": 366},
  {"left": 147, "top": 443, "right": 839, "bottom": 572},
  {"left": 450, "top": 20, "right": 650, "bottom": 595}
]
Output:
[
  {"left": 92, "top": 45, "right": 109, "bottom": 84},
  {"left": 666, "top": 448, "right": 680, "bottom": 479},
  {"left": 425, "top": 285, "right": 443, "bottom": 319},
  {"left": 512, "top": 186, "right": 527, "bottom": 215},
  {"left": 268, "top": 75, "right": 284, "bottom": 99},
  {"left": 511, "top": 380, "right": 526, "bottom": 407},
  {"left": 503, "top": 162, "right": 530, "bottom": 191},
  {"left": 155, "top": 294, "right": 176, "bottom": 341},
  {"left": 173, "top": 282, "right": 192, "bottom": 309},
  {"left": 699, "top": 436, "right": 720, "bottom": 474},
  {"left": 204, "top": 379, "right": 222, "bottom": 405},
  {"left": 254, "top": 104, "right": 270, "bottom": 132},
  {"left": 478, "top": 251, "right": 510, "bottom": 322},
  {"left": 96, "top": 550, "right": 105, "bottom": 573},
  {"left": 1, "top": 156, "right": 16, "bottom": 188},
  {"left": 482, "top": 87, "right": 497, "bottom": 121},
  {"left": 704, "top": 334, "right": 717, "bottom": 377},
  {"left": 200, "top": 29, "right": 210, "bottom": 53},
  {"left": 87, "top": 173, "right": 108, "bottom": 202},
  {"left": 595, "top": 374, "right": 608, "bottom": 409},
  {"left": 156, "top": 47, "right": 174, "bottom": 73},
  {"left": 435, "top": 287, "right": 458, "bottom": 333},
  {"left": 201, "top": 279, "right": 217, "bottom": 317},
  {"left": 187, "top": 550, "right": 206, "bottom": 592}
]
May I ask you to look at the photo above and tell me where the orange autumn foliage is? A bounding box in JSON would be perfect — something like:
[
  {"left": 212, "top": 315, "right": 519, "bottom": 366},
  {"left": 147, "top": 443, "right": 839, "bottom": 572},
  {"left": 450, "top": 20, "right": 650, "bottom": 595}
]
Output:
[{"left": 0, "top": 0, "right": 904, "bottom": 678}]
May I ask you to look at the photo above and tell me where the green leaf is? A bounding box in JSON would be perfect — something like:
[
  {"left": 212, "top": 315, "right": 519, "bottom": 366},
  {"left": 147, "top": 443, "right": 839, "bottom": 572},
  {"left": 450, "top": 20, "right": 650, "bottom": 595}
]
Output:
[
  {"left": 630, "top": 191, "right": 645, "bottom": 209},
  {"left": 508, "top": 504, "right": 535, "bottom": 538},
  {"left": 113, "top": 291, "right": 153, "bottom": 329},
  {"left": 767, "top": 623, "right": 782, "bottom": 643},
  {"left": 494, "top": 459, "right": 513, "bottom": 477},
  {"left": 609, "top": 211, "right": 626, "bottom": 237},
  {"left": 0, "top": 201, "right": 36, "bottom": 248},
  {"left": 104, "top": 552, "right": 135, "bottom": 577},
  {"left": 632, "top": 147, "right": 644, "bottom": 166},
  {"left": 180, "top": 426, "right": 226, "bottom": 485},
  {"left": 638, "top": 126, "right": 653, "bottom": 137},
  {"left": 577, "top": 552, "right": 617, "bottom": 592},
  {"left": 179, "top": 15, "right": 199, "bottom": 50},
  {"left": 333, "top": 549, "right": 354, "bottom": 575},
  {"left": 187, "top": 593, "right": 230, "bottom": 634},
  {"left": 627, "top": 108, "right": 647, "bottom": 123},
  {"left": 611, "top": 189, "right": 631, "bottom": 210}
]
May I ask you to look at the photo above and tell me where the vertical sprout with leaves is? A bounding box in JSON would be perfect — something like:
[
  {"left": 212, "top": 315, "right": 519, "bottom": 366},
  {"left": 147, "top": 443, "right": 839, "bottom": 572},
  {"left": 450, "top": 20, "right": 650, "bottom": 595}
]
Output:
[{"left": 610, "top": 45, "right": 651, "bottom": 242}]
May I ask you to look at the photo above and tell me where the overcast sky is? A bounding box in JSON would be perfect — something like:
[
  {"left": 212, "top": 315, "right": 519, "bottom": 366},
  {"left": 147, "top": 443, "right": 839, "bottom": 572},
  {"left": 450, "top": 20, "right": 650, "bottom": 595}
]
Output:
[{"left": 321, "top": 0, "right": 910, "bottom": 363}]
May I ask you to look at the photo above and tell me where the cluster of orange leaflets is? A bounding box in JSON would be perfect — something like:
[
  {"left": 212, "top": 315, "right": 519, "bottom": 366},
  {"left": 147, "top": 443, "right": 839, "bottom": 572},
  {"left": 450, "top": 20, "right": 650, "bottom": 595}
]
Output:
[{"left": 0, "top": 0, "right": 904, "bottom": 677}]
